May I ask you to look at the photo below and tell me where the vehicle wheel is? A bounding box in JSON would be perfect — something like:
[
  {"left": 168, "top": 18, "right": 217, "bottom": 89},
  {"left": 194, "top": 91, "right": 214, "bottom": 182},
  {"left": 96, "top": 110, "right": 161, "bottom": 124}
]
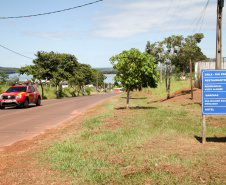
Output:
[
  {"left": 23, "top": 99, "right": 29, "bottom": 108},
  {"left": 0, "top": 106, "right": 5, "bottom": 109},
  {"left": 36, "top": 97, "right": 41, "bottom": 106}
]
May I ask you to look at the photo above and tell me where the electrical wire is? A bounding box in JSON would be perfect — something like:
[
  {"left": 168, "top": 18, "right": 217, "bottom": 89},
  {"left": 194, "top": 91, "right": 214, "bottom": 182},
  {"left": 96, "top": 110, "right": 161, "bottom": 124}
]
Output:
[
  {"left": 191, "top": 0, "right": 210, "bottom": 34},
  {"left": 157, "top": 0, "right": 173, "bottom": 40},
  {"left": 162, "top": 0, "right": 182, "bottom": 34},
  {"left": 0, "top": 44, "right": 34, "bottom": 60},
  {"left": 0, "top": 0, "right": 104, "bottom": 19},
  {"left": 175, "top": 0, "right": 193, "bottom": 27}
]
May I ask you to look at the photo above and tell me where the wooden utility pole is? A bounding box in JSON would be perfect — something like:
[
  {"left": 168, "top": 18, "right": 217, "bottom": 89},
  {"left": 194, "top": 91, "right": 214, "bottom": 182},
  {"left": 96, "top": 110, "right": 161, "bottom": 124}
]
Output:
[
  {"left": 216, "top": 0, "right": 224, "bottom": 69},
  {"left": 202, "top": 0, "right": 224, "bottom": 144}
]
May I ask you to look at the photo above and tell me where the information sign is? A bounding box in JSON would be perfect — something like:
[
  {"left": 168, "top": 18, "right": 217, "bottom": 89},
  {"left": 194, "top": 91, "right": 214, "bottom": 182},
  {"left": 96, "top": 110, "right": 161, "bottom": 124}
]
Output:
[{"left": 202, "top": 69, "right": 226, "bottom": 115}]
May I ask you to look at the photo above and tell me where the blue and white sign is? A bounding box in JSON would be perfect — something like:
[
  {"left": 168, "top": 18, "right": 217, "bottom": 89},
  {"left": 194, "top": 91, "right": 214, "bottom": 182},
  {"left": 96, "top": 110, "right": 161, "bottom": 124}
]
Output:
[{"left": 202, "top": 69, "right": 226, "bottom": 115}]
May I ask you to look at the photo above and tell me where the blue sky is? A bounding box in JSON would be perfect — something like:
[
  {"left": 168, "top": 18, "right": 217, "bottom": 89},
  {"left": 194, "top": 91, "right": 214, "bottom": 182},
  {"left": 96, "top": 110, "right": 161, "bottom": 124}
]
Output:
[{"left": 0, "top": 0, "right": 225, "bottom": 68}]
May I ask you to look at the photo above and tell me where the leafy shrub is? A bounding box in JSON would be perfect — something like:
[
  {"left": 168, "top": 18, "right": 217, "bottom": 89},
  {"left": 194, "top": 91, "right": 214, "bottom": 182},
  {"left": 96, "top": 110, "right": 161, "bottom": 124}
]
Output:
[{"left": 85, "top": 87, "right": 91, "bottom": 95}]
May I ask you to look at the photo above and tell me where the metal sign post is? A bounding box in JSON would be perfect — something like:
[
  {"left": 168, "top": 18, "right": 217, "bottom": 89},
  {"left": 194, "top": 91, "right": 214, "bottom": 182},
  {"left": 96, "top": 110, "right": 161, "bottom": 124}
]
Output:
[{"left": 202, "top": 69, "right": 226, "bottom": 143}]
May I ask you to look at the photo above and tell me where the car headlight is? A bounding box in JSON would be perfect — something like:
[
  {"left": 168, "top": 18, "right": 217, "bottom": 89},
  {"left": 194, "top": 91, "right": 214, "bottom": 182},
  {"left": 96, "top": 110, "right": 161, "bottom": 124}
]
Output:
[
  {"left": 16, "top": 95, "right": 22, "bottom": 99},
  {"left": 0, "top": 96, "right": 2, "bottom": 99}
]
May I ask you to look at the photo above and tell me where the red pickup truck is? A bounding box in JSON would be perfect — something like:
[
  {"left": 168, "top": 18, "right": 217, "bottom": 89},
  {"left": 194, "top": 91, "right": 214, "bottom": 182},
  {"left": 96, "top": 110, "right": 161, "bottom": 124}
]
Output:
[{"left": 0, "top": 82, "right": 41, "bottom": 109}]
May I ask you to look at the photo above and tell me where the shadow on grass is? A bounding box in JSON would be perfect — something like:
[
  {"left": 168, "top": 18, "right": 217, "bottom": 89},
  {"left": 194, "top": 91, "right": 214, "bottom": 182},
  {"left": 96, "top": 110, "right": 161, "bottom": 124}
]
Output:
[
  {"left": 194, "top": 136, "right": 226, "bottom": 143},
  {"left": 151, "top": 89, "right": 199, "bottom": 103},
  {"left": 194, "top": 102, "right": 201, "bottom": 106},
  {"left": 115, "top": 106, "right": 157, "bottom": 110}
]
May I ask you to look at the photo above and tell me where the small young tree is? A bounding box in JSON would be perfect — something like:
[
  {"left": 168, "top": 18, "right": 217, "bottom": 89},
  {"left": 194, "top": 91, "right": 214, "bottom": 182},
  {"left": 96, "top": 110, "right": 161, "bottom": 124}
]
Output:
[
  {"left": 92, "top": 69, "right": 106, "bottom": 90},
  {"left": 110, "top": 48, "right": 159, "bottom": 109}
]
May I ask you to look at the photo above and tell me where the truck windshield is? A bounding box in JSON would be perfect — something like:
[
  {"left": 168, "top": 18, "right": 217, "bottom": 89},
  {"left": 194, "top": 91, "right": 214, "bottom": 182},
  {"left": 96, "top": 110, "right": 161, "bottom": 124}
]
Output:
[{"left": 6, "top": 87, "right": 27, "bottom": 92}]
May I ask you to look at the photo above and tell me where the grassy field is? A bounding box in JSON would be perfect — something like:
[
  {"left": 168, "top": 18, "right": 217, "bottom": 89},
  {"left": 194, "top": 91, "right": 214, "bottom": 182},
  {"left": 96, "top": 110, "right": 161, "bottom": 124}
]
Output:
[
  {"left": 39, "top": 80, "right": 225, "bottom": 184},
  {"left": 0, "top": 79, "right": 225, "bottom": 184},
  {"left": 145, "top": 77, "right": 191, "bottom": 99}
]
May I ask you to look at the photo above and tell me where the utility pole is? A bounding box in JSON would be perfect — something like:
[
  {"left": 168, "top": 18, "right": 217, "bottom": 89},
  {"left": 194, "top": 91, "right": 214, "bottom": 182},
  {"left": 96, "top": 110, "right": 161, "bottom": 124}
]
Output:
[
  {"left": 203, "top": 0, "right": 225, "bottom": 144},
  {"left": 216, "top": 0, "right": 224, "bottom": 69}
]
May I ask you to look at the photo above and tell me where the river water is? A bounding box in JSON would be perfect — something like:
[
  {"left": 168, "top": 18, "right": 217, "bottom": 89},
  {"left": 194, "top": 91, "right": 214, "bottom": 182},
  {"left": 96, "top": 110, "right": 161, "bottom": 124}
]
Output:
[{"left": 8, "top": 73, "right": 116, "bottom": 84}]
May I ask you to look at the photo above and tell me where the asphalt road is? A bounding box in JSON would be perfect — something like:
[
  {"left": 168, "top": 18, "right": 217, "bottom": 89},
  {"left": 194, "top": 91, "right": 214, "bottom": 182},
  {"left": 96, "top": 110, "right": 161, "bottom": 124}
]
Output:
[{"left": 0, "top": 92, "right": 122, "bottom": 147}]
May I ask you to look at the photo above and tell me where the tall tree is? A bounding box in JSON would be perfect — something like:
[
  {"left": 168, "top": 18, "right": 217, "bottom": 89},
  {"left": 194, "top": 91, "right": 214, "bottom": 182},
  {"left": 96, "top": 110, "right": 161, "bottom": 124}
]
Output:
[
  {"left": 146, "top": 41, "right": 165, "bottom": 82},
  {"left": 173, "top": 33, "right": 206, "bottom": 75},
  {"left": 34, "top": 51, "right": 78, "bottom": 99},
  {"left": 162, "top": 35, "right": 184, "bottom": 99},
  {"left": 110, "top": 48, "right": 159, "bottom": 109},
  {"left": 69, "top": 64, "right": 95, "bottom": 96},
  {"left": 18, "top": 51, "right": 79, "bottom": 99},
  {"left": 179, "top": 33, "right": 205, "bottom": 99}
]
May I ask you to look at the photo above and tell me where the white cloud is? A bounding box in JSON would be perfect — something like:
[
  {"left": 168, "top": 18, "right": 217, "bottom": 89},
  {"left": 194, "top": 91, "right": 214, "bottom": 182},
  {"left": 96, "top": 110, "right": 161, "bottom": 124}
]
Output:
[
  {"left": 92, "top": 0, "right": 218, "bottom": 39},
  {"left": 25, "top": 31, "right": 78, "bottom": 41}
]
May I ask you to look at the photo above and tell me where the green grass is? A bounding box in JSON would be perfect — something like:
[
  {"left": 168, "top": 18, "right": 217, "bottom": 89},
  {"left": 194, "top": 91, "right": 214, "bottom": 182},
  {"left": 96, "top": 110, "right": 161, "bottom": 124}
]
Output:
[
  {"left": 37, "top": 80, "right": 225, "bottom": 184},
  {"left": 146, "top": 76, "right": 191, "bottom": 98},
  {"left": 0, "top": 83, "right": 97, "bottom": 99}
]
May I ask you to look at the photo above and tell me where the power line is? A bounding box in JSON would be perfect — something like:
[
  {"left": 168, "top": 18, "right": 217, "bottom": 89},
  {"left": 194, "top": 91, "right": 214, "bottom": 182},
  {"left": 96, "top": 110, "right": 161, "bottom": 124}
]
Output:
[
  {"left": 157, "top": 0, "right": 173, "bottom": 40},
  {"left": 180, "top": 0, "right": 209, "bottom": 35},
  {"left": 0, "top": 0, "right": 104, "bottom": 19},
  {"left": 174, "top": 0, "right": 193, "bottom": 27},
  {"left": 0, "top": 44, "right": 34, "bottom": 60},
  {"left": 162, "top": 0, "right": 182, "bottom": 34},
  {"left": 191, "top": 0, "right": 210, "bottom": 34}
]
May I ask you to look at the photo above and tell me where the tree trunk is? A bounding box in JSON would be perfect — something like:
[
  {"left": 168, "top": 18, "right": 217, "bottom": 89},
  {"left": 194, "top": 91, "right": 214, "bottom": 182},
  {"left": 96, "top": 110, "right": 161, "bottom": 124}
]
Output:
[
  {"left": 126, "top": 86, "right": 130, "bottom": 109},
  {"left": 41, "top": 83, "right": 44, "bottom": 99},
  {"left": 190, "top": 59, "right": 193, "bottom": 100},
  {"left": 77, "top": 86, "right": 81, "bottom": 97},
  {"left": 73, "top": 87, "right": 77, "bottom": 97},
  {"left": 160, "top": 62, "right": 162, "bottom": 83},
  {"left": 56, "top": 84, "right": 60, "bottom": 99},
  {"left": 38, "top": 79, "right": 44, "bottom": 99},
  {"left": 82, "top": 86, "right": 84, "bottom": 96},
  {"left": 167, "top": 64, "right": 172, "bottom": 99},
  {"left": 165, "top": 64, "right": 167, "bottom": 92}
]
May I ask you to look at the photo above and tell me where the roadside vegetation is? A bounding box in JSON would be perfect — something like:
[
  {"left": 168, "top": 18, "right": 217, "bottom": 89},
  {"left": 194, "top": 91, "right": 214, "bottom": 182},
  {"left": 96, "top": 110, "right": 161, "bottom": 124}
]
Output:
[
  {"left": 144, "top": 77, "right": 191, "bottom": 99},
  {"left": 1, "top": 32, "right": 225, "bottom": 184},
  {"left": 37, "top": 80, "right": 225, "bottom": 184},
  {"left": 0, "top": 82, "right": 103, "bottom": 99},
  {"left": 0, "top": 79, "right": 225, "bottom": 184}
]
